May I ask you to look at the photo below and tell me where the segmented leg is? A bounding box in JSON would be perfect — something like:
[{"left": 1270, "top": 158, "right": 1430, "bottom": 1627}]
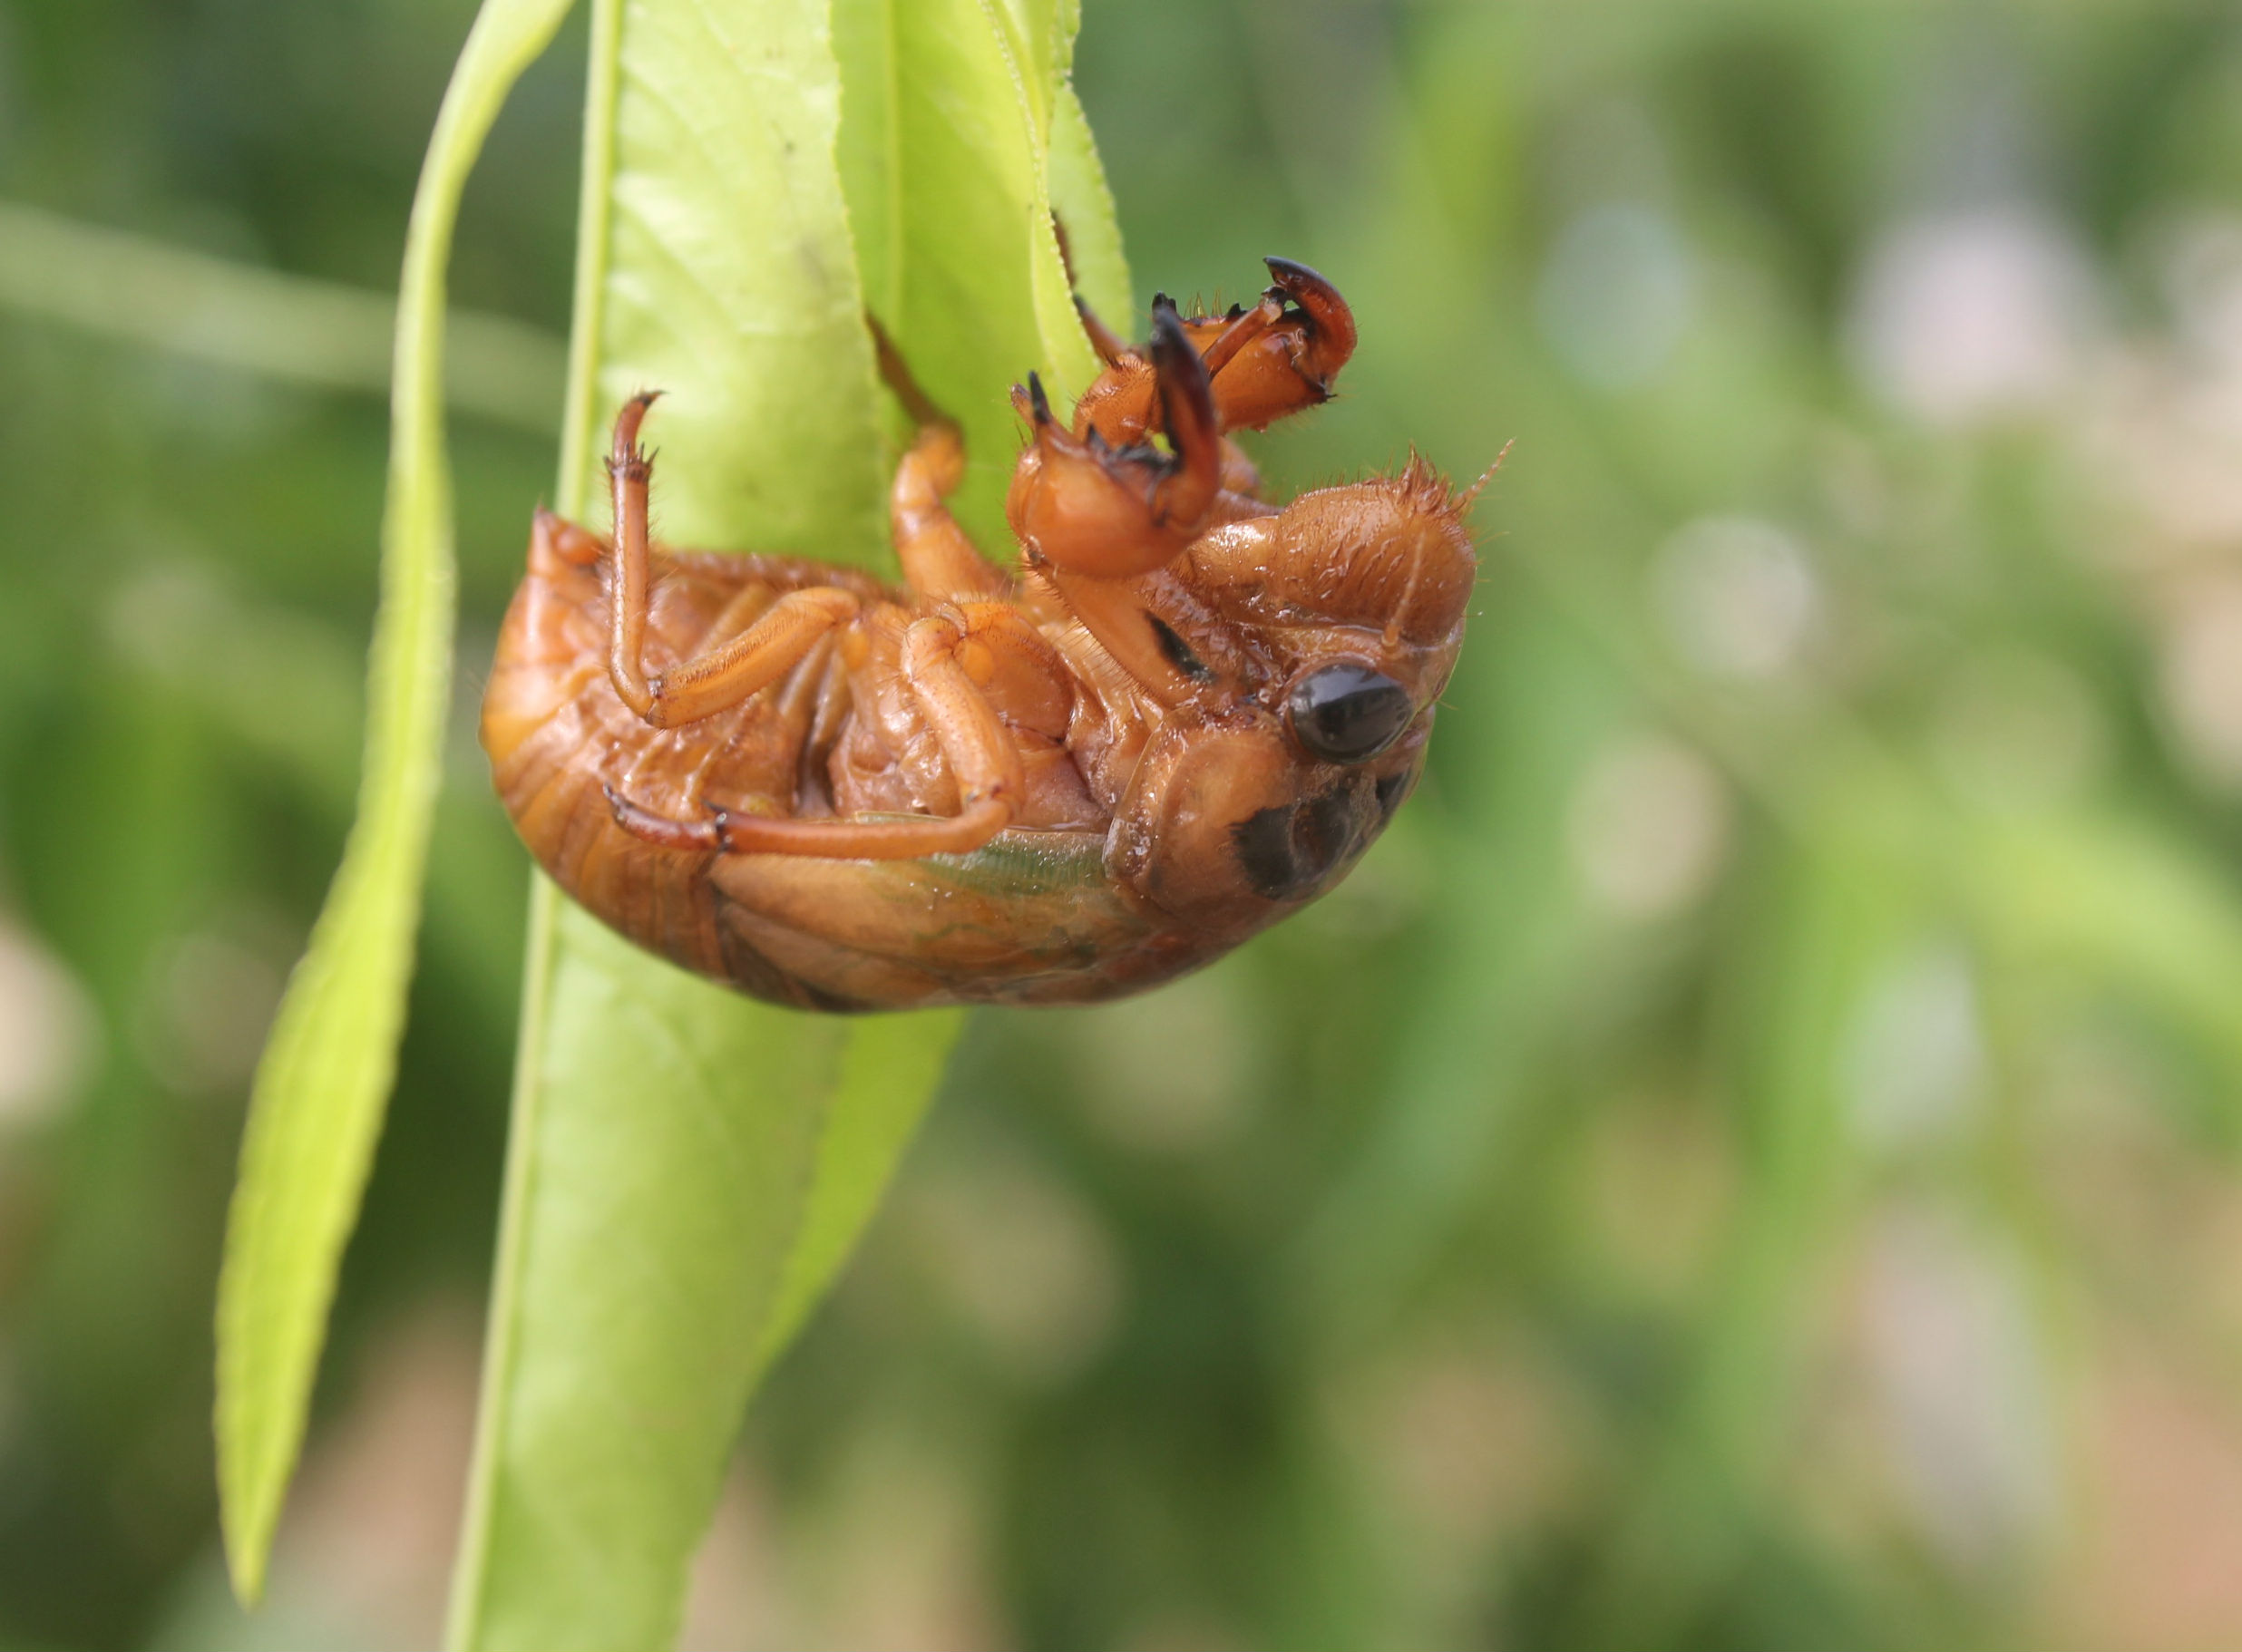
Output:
[
  {"left": 864, "top": 316, "right": 1009, "bottom": 600},
  {"left": 1015, "top": 565, "right": 1202, "bottom": 710},
  {"left": 946, "top": 599, "right": 1077, "bottom": 733},
  {"left": 1005, "top": 300, "right": 1224, "bottom": 579},
  {"left": 890, "top": 421, "right": 1009, "bottom": 600},
  {"left": 603, "top": 393, "right": 859, "bottom": 728},
  {"left": 1197, "top": 258, "right": 1356, "bottom": 432},
  {"left": 606, "top": 610, "right": 1019, "bottom": 860},
  {"left": 1068, "top": 258, "right": 1358, "bottom": 447}
]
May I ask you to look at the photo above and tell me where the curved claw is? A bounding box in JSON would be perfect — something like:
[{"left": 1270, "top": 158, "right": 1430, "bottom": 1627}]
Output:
[
  {"left": 1262, "top": 257, "right": 1357, "bottom": 384},
  {"left": 1004, "top": 309, "right": 1224, "bottom": 579},
  {"left": 1191, "top": 258, "right": 1357, "bottom": 432},
  {"left": 1062, "top": 258, "right": 1358, "bottom": 451},
  {"left": 1075, "top": 292, "right": 1136, "bottom": 367},
  {"left": 1146, "top": 299, "right": 1222, "bottom": 530},
  {"left": 1053, "top": 211, "right": 1139, "bottom": 368},
  {"left": 608, "top": 389, "right": 662, "bottom": 479}
]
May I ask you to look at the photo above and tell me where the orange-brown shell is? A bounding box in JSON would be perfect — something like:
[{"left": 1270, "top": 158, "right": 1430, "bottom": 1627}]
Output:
[
  {"left": 486, "top": 255, "right": 1479, "bottom": 1010},
  {"left": 481, "top": 462, "right": 1476, "bottom": 1011},
  {"left": 485, "top": 525, "right": 1209, "bottom": 1008}
]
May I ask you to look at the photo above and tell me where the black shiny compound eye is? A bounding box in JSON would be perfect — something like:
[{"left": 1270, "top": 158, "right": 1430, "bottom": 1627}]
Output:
[{"left": 1286, "top": 663, "right": 1414, "bottom": 764}]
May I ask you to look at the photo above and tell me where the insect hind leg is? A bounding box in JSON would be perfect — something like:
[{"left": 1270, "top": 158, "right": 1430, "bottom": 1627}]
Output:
[
  {"left": 605, "top": 787, "right": 1009, "bottom": 860},
  {"left": 605, "top": 611, "right": 1020, "bottom": 860},
  {"left": 601, "top": 394, "right": 860, "bottom": 728}
]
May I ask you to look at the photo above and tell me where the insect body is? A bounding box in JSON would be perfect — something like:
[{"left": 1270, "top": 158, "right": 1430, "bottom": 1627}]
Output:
[{"left": 482, "top": 261, "right": 1479, "bottom": 1010}]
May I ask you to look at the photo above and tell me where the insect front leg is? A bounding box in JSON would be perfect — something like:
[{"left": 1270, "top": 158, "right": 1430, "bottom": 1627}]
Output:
[
  {"left": 1193, "top": 258, "right": 1358, "bottom": 433},
  {"left": 1003, "top": 300, "right": 1224, "bottom": 579},
  {"left": 1064, "top": 260, "right": 1356, "bottom": 450},
  {"left": 602, "top": 394, "right": 858, "bottom": 728}
]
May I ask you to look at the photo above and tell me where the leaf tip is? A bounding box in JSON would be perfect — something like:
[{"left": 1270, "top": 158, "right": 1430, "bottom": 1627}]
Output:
[{"left": 218, "top": 1479, "right": 275, "bottom": 1608}]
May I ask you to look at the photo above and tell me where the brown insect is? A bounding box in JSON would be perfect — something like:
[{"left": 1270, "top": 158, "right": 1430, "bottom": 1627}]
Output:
[{"left": 482, "top": 260, "right": 1481, "bottom": 1009}]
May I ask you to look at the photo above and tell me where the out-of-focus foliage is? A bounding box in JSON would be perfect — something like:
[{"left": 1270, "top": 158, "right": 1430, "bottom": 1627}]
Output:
[
  {"left": 213, "top": 0, "right": 576, "bottom": 1607},
  {"left": 8, "top": 1, "right": 2242, "bottom": 1649}
]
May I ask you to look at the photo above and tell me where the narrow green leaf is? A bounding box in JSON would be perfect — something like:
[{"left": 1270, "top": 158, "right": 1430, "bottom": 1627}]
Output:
[
  {"left": 1048, "top": 78, "right": 1133, "bottom": 321},
  {"left": 446, "top": 0, "right": 1121, "bottom": 1646},
  {"left": 833, "top": 0, "right": 1103, "bottom": 543},
  {"left": 450, "top": 902, "right": 951, "bottom": 1649},
  {"left": 1582, "top": 822, "right": 1920, "bottom": 1643},
  {"left": 212, "top": 0, "right": 576, "bottom": 1605}
]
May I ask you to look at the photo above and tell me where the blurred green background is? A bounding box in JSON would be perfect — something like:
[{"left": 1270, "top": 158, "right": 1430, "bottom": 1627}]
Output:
[{"left": 9, "top": 0, "right": 2242, "bottom": 1647}]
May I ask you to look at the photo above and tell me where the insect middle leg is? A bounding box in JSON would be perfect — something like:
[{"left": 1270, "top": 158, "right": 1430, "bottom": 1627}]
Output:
[
  {"left": 863, "top": 320, "right": 1010, "bottom": 602},
  {"left": 603, "top": 393, "right": 859, "bottom": 728},
  {"left": 606, "top": 609, "right": 1023, "bottom": 860},
  {"left": 888, "top": 421, "right": 1010, "bottom": 602}
]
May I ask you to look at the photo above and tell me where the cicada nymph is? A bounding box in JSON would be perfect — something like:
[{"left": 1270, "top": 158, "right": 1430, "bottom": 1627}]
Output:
[{"left": 482, "top": 261, "right": 1481, "bottom": 1009}]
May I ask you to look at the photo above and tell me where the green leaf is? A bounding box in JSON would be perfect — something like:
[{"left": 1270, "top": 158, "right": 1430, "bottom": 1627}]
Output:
[
  {"left": 212, "top": 0, "right": 578, "bottom": 1606},
  {"left": 448, "top": 902, "right": 960, "bottom": 1649},
  {"left": 444, "top": 0, "right": 1125, "bottom": 1647},
  {"left": 1048, "top": 77, "right": 1132, "bottom": 320},
  {"left": 833, "top": 0, "right": 1104, "bottom": 543}
]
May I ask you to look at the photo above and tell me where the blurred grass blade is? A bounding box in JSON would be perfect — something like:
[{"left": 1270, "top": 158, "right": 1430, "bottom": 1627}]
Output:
[
  {"left": 444, "top": 0, "right": 1120, "bottom": 1646},
  {"left": 0, "top": 199, "right": 566, "bottom": 432},
  {"left": 1961, "top": 811, "right": 2242, "bottom": 1137},
  {"left": 211, "top": 0, "right": 577, "bottom": 1606},
  {"left": 1580, "top": 802, "right": 1920, "bottom": 1643}
]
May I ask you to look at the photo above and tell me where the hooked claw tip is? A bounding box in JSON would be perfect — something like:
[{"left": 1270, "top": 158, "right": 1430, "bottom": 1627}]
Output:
[
  {"left": 611, "top": 389, "right": 665, "bottom": 462},
  {"left": 1261, "top": 255, "right": 1356, "bottom": 367},
  {"left": 1023, "top": 372, "right": 1054, "bottom": 426},
  {"left": 1262, "top": 257, "right": 1348, "bottom": 317},
  {"left": 1146, "top": 301, "right": 1193, "bottom": 364}
]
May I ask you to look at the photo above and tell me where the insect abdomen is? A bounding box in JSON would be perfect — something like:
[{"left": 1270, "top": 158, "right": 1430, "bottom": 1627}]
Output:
[{"left": 482, "top": 524, "right": 876, "bottom": 1004}]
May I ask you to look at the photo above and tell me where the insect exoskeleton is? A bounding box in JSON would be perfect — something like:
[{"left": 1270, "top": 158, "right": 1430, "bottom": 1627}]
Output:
[{"left": 481, "top": 258, "right": 1481, "bottom": 1010}]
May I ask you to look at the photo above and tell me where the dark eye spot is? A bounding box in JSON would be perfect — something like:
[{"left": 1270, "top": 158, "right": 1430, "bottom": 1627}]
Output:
[
  {"left": 1232, "top": 803, "right": 1302, "bottom": 900},
  {"left": 1287, "top": 664, "right": 1412, "bottom": 764},
  {"left": 1231, "top": 783, "right": 1363, "bottom": 900},
  {"left": 1374, "top": 770, "right": 1411, "bottom": 820},
  {"left": 1146, "top": 613, "right": 1213, "bottom": 682}
]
